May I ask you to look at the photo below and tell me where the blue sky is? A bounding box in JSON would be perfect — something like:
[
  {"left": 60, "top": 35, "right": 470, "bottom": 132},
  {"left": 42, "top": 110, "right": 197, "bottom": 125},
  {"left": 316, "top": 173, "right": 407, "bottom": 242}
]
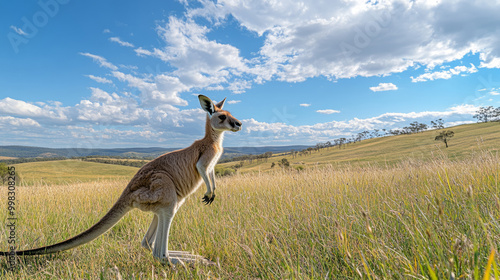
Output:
[{"left": 1, "top": 0, "right": 500, "bottom": 149}]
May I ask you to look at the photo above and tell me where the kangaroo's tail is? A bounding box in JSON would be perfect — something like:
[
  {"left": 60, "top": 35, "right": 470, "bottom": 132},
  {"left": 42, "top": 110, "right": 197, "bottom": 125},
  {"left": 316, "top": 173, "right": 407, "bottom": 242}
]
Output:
[{"left": 0, "top": 199, "right": 132, "bottom": 256}]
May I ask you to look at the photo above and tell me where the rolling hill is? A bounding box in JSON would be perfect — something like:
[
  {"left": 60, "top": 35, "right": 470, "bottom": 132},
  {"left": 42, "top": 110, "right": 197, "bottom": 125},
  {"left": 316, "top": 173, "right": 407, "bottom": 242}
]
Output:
[
  {"left": 9, "top": 122, "right": 499, "bottom": 184},
  {"left": 0, "top": 146, "right": 176, "bottom": 159},
  {"left": 220, "top": 122, "right": 500, "bottom": 172}
]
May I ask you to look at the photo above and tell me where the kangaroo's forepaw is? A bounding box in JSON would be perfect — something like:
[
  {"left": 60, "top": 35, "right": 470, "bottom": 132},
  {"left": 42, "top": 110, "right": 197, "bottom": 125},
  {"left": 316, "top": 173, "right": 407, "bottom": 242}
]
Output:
[{"left": 202, "top": 194, "right": 215, "bottom": 205}]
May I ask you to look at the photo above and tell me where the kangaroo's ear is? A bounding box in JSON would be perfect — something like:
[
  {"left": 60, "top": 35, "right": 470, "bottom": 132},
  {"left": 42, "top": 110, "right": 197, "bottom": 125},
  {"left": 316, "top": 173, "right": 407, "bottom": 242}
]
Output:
[
  {"left": 199, "top": 95, "right": 215, "bottom": 115},
  {"left": 215, "top": 97, "right": 226, "bottom": 110}
]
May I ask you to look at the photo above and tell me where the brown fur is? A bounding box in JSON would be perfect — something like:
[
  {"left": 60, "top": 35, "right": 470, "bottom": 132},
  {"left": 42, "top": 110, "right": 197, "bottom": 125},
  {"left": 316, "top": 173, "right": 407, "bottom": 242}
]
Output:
[{"left": 124, "top": 115, "right": 224, "bottom": 211}]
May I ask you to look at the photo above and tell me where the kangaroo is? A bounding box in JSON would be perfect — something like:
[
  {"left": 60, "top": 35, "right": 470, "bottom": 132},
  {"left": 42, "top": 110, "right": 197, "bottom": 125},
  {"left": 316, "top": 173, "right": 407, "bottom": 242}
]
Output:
[{"left": 0, "top": 95, "right": 242, "bottom": 264}]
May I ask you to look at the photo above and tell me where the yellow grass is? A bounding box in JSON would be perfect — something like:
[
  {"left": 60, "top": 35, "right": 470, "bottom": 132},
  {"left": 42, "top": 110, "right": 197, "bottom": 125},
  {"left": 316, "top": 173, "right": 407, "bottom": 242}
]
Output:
[
  {"left": 1, "top": 150, "right": 499, "bottom": 278},
  {"left": 0, "top": 157, "right": 16, "bottom": 160}
]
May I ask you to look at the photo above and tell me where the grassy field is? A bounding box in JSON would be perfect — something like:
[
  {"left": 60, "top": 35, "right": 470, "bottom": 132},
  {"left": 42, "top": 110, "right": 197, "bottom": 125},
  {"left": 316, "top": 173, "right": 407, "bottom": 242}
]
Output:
[
  {"left": 221, "top": 122, "right": 500, "bottom": 172},
  {"left": 14, "top": 160, "right": 138, "bottom": 185},
  {"left": 1, "top": 148, "right": 500, "bottom": 278}
]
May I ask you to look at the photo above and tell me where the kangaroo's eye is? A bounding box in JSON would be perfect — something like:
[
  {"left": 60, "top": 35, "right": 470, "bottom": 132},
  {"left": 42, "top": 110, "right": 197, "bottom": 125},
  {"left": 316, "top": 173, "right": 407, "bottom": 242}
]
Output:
[{"left": 219, "top": 115, "right": 227, "bottom": 121}]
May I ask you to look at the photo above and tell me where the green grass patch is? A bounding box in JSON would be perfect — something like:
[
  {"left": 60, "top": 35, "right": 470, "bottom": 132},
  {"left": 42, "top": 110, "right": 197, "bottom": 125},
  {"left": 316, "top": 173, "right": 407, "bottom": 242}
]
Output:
[{"left": 14, "top": 159, "right": 138, "bottom": 185}]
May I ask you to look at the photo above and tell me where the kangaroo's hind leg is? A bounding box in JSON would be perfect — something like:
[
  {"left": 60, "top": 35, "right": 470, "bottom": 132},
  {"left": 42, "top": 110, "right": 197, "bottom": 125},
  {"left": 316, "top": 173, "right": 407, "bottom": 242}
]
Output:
[
  {"left": 141, "top": 214, "right": 158, "bottom": 251},
  {"left": 152, "top": 205, "right": 176, "bottom": 263}
]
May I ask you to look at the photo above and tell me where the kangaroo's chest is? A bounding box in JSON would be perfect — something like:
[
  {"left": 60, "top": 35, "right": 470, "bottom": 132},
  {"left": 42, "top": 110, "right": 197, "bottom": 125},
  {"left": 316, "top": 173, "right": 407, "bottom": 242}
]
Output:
[{"left": 208, "top": 147, "right": 223, "bottom": 171}]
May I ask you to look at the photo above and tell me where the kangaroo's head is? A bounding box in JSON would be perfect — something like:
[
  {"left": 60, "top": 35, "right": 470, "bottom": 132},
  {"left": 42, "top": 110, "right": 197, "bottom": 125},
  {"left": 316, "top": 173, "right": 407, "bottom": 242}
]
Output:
[{"left": 198, "top": 95, "right": 242, "bottom": 132}]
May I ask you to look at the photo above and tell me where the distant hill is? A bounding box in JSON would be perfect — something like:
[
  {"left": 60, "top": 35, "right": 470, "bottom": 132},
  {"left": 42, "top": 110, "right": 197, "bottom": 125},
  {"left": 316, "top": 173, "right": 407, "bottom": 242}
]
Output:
[
  {"left": 223, "top": 145, "right": 311, "bottom": 156},
  {"left": 220, "top": 122, "right": 500, "bottom": 172},
  {"left": 8, "top": 122, "right": 499, "bottom": 184},
  {"left": 0, "top": 145, "right": 311, "bottom": 160},
  {"left": 0, "top": 146, "right": 175, "bottom": 159}
]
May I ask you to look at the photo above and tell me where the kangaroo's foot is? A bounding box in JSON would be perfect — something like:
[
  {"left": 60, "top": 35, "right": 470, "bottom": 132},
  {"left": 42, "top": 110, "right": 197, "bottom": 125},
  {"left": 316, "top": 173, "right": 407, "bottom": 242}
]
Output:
[{"left": 202, "top": 192, "right": 215, "bottom": 205}]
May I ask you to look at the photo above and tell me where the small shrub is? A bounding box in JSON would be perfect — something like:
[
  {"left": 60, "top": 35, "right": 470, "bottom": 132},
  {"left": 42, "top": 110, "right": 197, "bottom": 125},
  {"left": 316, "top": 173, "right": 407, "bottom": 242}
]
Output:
[
  {"left": 215, "top": 166, "right": 236, "bottom": 177},
  {"left": 277, "top": 158, "right": 290, "bottom": 168},
  {"left": 294, "top": 165, "right": 305, "bottom": 171}
]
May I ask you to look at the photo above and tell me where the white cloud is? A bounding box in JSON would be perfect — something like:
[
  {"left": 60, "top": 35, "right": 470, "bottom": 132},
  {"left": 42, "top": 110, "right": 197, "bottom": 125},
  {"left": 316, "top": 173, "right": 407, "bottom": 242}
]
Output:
[
  {"left": 0, "top": 98, "right": 45, "bottom": 116},
  {"left": 75, "top": 88, "right": 149, "bottom": 125},
  {"left": 109, "top": 37, "right": 134, "bottom": 48},
  {"left": 479, "top": 54, "right": 500, "bottom": 69},
  {"left": 0, "top": 116, "right": 40, "bottom": 128},
  {"left": 445, "top": 104, "right": 479, "bottom": 115},
  {"left": 227, "top": 80, "right": 251, "bottom": 94},
  {"left": 79, "top": 52, "right": 118, "bottom": 70},
  {"left": 370, "top": 83, "right": 398, "bottom": 92},
  {"left": 10, "top": 25, "right": 27, "bottom": 36},
  {"left": 490, "top": 91, "right": 500, "bottom": 96},
  {"left": 135, "top": 16, "right": 248, "bottom": 93},
  {"left": 85, "top": 75, "right": 113, "bottom": 84},
  {"left": 103, "top": 29, "right": 111, "bottom": 34},
  {"left": 134, "top": 47, "right": 152, "bottom": 56},
  {"left": 112, "top": 71, "right": 188, "bottom": 106},
  {"left": 316, "top": 109, "right": 340, "bottom": 114},
  {"left": 411, "top": 64, "right": 478, "bottom": 82},
  {"left": 185, "top": 0, "right": 500, "bottom": 84},
  {"left": 0, "top": 88, "right": 206, "bottom": 140},
  {"left": 445, "top": 120, "right": 475, "bottom": 127},
  {"left": 228, "top": 100, "right": 241, "bottom": 104},
  {"left": 0, "top": 98, "right": 69, "bottom": 122},
  {"left": 300, "top": 103, "right": 311, "bottom": 107}
]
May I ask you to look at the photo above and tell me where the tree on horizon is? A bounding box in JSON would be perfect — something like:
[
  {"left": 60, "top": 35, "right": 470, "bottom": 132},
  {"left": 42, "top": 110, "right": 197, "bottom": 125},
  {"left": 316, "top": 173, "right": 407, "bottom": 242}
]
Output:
[
  {"left": 473, "top": 106, "right": 499, "bottom": 123},
  {"left": 431, "top": 118, "right": 445, "bottom": 130}
]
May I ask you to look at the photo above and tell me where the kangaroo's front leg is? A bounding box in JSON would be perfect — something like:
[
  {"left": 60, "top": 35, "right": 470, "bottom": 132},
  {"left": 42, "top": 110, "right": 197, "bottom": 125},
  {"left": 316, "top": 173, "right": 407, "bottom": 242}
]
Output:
[
  {"left": 197, "top": 160, "right": 216, "bottom": 205},
  {"left": 209, "top": 169, "right": 216, "bottom": 203}
]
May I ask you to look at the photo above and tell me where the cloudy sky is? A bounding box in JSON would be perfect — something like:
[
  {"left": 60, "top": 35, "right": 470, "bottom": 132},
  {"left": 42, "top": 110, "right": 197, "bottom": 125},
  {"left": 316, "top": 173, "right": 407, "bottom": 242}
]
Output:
[{"left": 1, "top": 0, "right": 500, "bottom": 149}]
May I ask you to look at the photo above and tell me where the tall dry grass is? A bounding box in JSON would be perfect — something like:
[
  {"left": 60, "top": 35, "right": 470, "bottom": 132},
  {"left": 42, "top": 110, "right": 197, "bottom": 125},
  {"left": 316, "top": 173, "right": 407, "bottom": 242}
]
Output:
[{"left": 1, "top": 151, "right": 499, "bottom": 279}]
